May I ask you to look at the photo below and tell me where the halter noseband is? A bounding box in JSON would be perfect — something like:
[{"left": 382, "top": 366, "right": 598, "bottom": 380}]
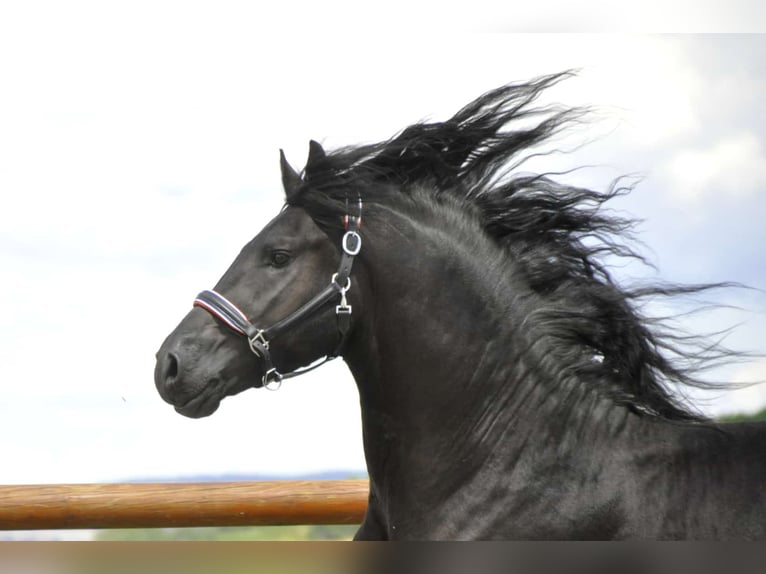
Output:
[{"left": 192, "top": 206, "right": 362, "bottom": 390}]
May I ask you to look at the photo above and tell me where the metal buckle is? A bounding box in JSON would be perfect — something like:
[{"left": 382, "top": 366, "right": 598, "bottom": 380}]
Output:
[
  {"left": 248, "top": 330, "right": 269, "bottom": 356},
  {"left": 336, "top": 281, "right": 352, "bottom": 315},
  {"left": 342, "top": 231, "right": 362, "bottom": 256}
]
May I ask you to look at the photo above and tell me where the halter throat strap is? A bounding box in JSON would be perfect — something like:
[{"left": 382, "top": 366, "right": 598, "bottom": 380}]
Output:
[{"left": 192, "top": 213, "right": 361, "bottom": 389}]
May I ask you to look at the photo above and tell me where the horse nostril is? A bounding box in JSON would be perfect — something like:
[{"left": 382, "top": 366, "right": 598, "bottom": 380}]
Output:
[
  {"left": 165, "top": 352, "right": 180, "bottom": 382},
  {"left": 154, "top": 349, "right": 185, "bottom": 404}
]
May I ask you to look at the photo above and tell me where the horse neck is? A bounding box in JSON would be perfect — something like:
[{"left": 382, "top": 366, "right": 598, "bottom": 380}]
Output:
[{"left": 343, "top": 204, "right": 638, "bottom": 491}]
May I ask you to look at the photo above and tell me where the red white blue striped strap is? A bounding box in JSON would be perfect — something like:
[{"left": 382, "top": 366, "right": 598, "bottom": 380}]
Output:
[{"left": 193, "top": 290, "right": 254, "bottom": 338}]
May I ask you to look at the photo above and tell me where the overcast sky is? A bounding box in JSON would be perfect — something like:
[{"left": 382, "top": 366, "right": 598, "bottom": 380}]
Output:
[{"left": 2, "top": 6, "right": 766, "bottom": 487}]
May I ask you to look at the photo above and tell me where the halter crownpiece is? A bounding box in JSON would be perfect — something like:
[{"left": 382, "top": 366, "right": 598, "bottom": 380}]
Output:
[{"left": 193, "top": 202, "right": 363, "bottom": 390}]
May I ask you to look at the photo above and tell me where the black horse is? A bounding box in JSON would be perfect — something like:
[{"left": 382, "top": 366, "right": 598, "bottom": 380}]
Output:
[{"left": 154, "top": 72, "right": 766, "bottom": 540}]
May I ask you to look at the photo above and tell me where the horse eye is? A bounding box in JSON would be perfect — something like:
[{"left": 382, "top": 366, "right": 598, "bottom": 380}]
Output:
[{"left": 269, "top": 250, "right": 291, "bottom": 268}]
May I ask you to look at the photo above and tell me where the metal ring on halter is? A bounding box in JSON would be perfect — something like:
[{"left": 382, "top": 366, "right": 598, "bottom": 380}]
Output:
[
  {"left": 342, "top": 231, "right": 362, "bottom": 256},
  {"left": 331, "top": 273, "right": 352, "bottom": 292},
  {"left": 263, "top": 369, "right": 283, "bottom": 391}
]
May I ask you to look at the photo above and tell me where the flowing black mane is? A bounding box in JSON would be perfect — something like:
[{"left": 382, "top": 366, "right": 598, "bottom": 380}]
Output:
[{"left": 287, "top": 71, "right": 736, "bottom": 423}]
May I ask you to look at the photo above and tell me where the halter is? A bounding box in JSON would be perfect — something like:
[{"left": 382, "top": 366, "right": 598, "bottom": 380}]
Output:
[{"left": 192, "top": 203, "right": 362, "bottom": 390}]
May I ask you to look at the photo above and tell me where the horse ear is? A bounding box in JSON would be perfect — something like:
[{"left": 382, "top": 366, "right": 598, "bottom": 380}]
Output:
[
  {"left": 307, "top": 140, "right": 326, "bottom": 165},
  {"left": 280, "top": 149, "right": 303, "bottom": 199}
]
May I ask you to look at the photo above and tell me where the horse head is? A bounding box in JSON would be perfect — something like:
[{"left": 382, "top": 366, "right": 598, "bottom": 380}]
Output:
[{"left": 154, "top": 141, "right": 362, "bottom": 418}]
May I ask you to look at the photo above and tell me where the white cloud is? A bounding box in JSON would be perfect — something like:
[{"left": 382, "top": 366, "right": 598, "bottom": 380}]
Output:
[
  {"left": 664, "top": 131, "right": 766, "bottom": 200},
  {"left": 704, "top": 360, "right": 766, "bottom": 417}
]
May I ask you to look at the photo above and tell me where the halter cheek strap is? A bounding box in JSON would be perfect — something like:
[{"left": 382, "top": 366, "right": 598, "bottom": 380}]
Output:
[{"left": 192, "top": 211, "right": 362, "bottom": 390}]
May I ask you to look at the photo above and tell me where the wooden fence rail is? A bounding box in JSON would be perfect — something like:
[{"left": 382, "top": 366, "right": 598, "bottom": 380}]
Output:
[{"left": 0, "top": 480, "right": 369, "bottom": 530}]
